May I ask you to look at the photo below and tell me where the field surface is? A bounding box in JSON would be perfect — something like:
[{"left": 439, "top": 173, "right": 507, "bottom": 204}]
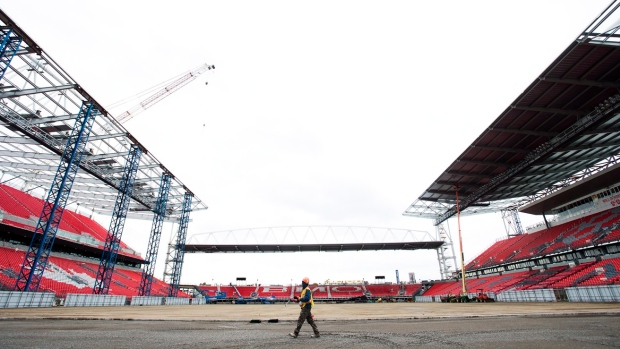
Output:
[{"left": 1, "top": 302, "right": 619, "bottom": 348}]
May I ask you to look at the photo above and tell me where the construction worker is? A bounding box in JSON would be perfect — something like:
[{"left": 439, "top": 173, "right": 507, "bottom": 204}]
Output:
[{"left": 288, "top": 277, "right": 320, "bottom": 338}]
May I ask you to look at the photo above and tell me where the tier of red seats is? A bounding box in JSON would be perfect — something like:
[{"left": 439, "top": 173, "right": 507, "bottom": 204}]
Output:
[
  {"left": 466, "top": 208, "right": 620, "bottom": 270},
  {"left": 365, "top": 284, "right": 401, "bottom": 297},
  {"left": 323, "top": 285, "right": 363, "bottom": 298},
  {"left": 234, "top": 285, "right": 257, "bottom": 298},
  {"left": 257, "top": 285, "right": 292, "bottom": 299},
  {"left": 217, "top": 285, "right": 237, "bottom": 298},
  {"left": 0, "top": 184, "right": 129, "bottom": 249},
  {"left": 423, "top": 257, "right": 620, "bottom": 297},
  {"left": 196, "top": 284, "right": 418, "bottom": 299},
  {"left": 196, "top": 285, "right": 219, "bottom": 297},
  {"left": 0, "top": 245, "right": 173, "bottom": 297},
  {"left": 0, "top": 184, "right": 40, "bottom": 219},
  {"left": 403, "top": 283, "right": 423, "bottom": 296}
]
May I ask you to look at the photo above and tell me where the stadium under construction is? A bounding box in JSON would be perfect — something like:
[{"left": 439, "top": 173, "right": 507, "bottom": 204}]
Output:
[{"left": 2, "top": 0, "right": 620, "bottom": 311}]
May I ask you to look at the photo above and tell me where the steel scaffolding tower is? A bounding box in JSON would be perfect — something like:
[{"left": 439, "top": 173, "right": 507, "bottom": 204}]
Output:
[
  {"left": 14, "top": 102, "right": 99, "bottom": 292},
  {"left": 435, "top": 223, "right": 458, "bottom": 280},
  {"left": 0, "top": 28, "right": 21, "bottom": 81},
  {"left": 164, "top": 192, "right": 193, "bottom": 297},
  {"left": 501, "top": 207, "right": 524, "bottom": 237},
  {"left": 93, "top": 145, "right": 142, "bottom": 295},
  {"left": 138, "top": 173, "right": 171, "bottom": 296}
]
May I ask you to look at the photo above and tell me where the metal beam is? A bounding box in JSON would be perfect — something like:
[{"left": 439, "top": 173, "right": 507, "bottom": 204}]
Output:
[
  {"left": 514, "top": 166, "right": 583, "bottom": 178},
  {"left": 510, "top": 105, "right": 588, "bottom": 116},
  {"left": 87, "top": 132, "right": 127, "bottom": 141},
  {"left": 534, "top": 155, "right": 599, "bottom": 166},
  {"left": 64, "top": 190, "right": 120, "bottom": 202},
  {"left": 539, "top": 76, "right": 620, "bottom": 88},
  {"left": 25, "top": 114, "right": 77, "bottom": 123},
  {"left": 0, "top": 149, "right": 61, "bottom": 160},
  {"left": 100, "top": 163, "right": 160, "bottom": 174},
  {"left": 0, "top": 170, "right": 102, "bottom": 185},
  {"left": 0, "top": 103, "right": 154, "bottom": 210},
  {"left": 434, "top": 95, "right": 620, "bottom": 225},
  {"left": 0, "top": 161, "right": 60, "bottom": 172},
  {"left": 445, "top": 170, "right": 493, "bottom": 179},
  {"left": 488, "top": 127, "right": 559, "bottom": 137},
  {"left": 559, "top": 142, "right": 620, "bottom": 152},
  {"left": 0, "top": 136, "right": 38, "bottom": 145},
  {"left": 470, "top": 145, "right": 529, "bottom": 153},
  {"left": 456, "top": 159, "right": 508, "bottom": 167},
  {"left": 0, "top": 84, "right": 76, "bottom": 98},
  {"left": 426, "top": 189, "right": 474, "bottom": 196},
  {"left": 582, "top": 126, "right": 620, "bottom": 135},
  {"left": 84, "top": 152, "right": 126, "bottom": 161}
]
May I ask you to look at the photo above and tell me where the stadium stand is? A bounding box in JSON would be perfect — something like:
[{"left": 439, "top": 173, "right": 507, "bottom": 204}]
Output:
[
  {"left": 2, "top": 178, "right": 620, "bottom": 304},
  {"left": 254, "top": 285, "right": 291, "bottom": 300},
  {"left": 233, "top": 285, "right": 257, "bottom": 298},
  {"left": 466, "top": 207, "right": 620, "bottom": 270},
  {"left": 365, "top": 284, "right": 401, "bottom": 297},
  {"left": 0, "top": 243, "right": 175, "bottom": 297},
  {"left": 0, "top": 183, "right": 184, "bottom": 299},
  {"left": 0, "top": 184, "right": 132, "bottom": 252}
]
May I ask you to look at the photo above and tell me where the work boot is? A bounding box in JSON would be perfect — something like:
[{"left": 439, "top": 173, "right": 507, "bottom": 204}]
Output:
[
  {"left": 288, "top": 333, "right": 298, "bottom": 338},
  {"left": 311, "top": 334, "right": 320, "bottom": 338}
]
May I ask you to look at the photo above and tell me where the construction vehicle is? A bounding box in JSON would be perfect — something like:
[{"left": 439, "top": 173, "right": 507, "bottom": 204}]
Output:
[{"left": 475, "top": 289, "right": 494, "bottom": 302}]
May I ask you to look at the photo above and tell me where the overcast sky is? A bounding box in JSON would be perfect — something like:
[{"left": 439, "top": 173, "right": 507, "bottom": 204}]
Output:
[{"left": 0, "top": 0, "right": 611, "bottom": 286}]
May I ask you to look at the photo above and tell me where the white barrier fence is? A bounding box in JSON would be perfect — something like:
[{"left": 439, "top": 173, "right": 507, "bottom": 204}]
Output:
[
  {"left": 191, "top": 297, "right": 206, "bottom": 305},
  {"left": 0, "top": 290, "right": 55, "bottom": 308},
  {"left": 130, "top": 296, "right": 165, "bottom": 306},
  {"left": 566, "top": 285, "right": 620, "bottom": 302},
  {"left": 414, "top": 296, "right": 434, "bottom": 302},
  {"left": 495, "top": 289, "right": 557, "bottom": 302},
  {"left": 64, "top": 294, "right": 126, "bottom": 307},
  {"left": 130, "top": 296, "right": 204, "bottom": 306},
  {"left": 164, "top": 297, "right": 191, "bottom": 305}
]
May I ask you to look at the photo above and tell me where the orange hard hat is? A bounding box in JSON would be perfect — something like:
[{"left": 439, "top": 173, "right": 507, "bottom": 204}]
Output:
[{"left": 302, "top": 277, "right": 309, "bottom": 284}]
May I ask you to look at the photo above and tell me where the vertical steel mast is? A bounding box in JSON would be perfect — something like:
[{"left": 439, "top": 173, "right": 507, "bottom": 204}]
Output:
[
  {"left": 165, "top": 192, "right": 193, "bottom": 297},
  {"left": 138, "top": 173, "right": 171, "bottom": 296},
  {"left": 14, "top": 102, "right": 99, "bottom": 292},
  {"left": 0, "top": 28, "right": 21, "bottom": 81},
  {"left": 93, "top": 145, "right": 142, "bottom": 294}
]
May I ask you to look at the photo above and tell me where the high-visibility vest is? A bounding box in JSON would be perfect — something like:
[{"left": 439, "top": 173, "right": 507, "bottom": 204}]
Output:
[{"left": 300, "top": 287, "right": 314, "bottom": 308}]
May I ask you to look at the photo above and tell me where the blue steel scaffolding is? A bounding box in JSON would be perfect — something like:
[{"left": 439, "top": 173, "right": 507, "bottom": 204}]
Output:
[
  {"left": 0, "top": 28, "right": 21, "bottom": 81},
  {"left": 93, "top": 145, "right": 142, "bottom": 295},
  {"left": 167, "top": 192, "right": 193, "bottom": 297},
  {"left": 138, "top": 173, "right": 172, "bottom": 296},
  {"left": 14, "top": 102, "right": 99, "bottom": 292}
]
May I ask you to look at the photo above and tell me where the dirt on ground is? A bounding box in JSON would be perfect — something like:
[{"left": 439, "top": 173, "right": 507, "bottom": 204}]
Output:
[{"left": 1, "top": 302, "right": 619, "bottom": 348}]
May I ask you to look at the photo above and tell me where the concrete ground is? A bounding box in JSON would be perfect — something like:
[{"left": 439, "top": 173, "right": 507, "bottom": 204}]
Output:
[{"left": 1, "top": 302, "right": 620, "bottom": 348}]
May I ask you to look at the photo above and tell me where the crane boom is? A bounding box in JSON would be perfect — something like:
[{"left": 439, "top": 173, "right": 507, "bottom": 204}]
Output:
[{"left": 116, "top": 63, "right": 215, "bottom": 124}]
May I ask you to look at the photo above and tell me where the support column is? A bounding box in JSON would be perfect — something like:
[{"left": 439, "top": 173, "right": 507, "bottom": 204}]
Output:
[
  {"left": 164, "top": 192, "right": 193, "bottom": 297},
  {"left": 0, "top": 29, "right": 22, "bottom": 82},
  {"left": 138, "top": 173, "right": 171, "bottom": 296},
  {"left": 435, "top": 223, "right": 458, "bottom": 280},
  {"left": 501, "top": 207, "right": 524, "bottom": 237},
  {"left": 93, "top": 145, "right": 142, "bottom": 295},
  {"left": 14, "top": 102, "right": 99, "bottom": 292}
]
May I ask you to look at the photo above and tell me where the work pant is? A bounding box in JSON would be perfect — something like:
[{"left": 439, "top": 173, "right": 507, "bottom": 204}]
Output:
[{"left": 294, "top": 307, "right": 319, "bottom": 335}]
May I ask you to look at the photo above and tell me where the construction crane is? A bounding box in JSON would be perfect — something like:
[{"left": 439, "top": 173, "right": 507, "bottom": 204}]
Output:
[{"left": 115, "top": 63, "right": 215, "bottom": 124}]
